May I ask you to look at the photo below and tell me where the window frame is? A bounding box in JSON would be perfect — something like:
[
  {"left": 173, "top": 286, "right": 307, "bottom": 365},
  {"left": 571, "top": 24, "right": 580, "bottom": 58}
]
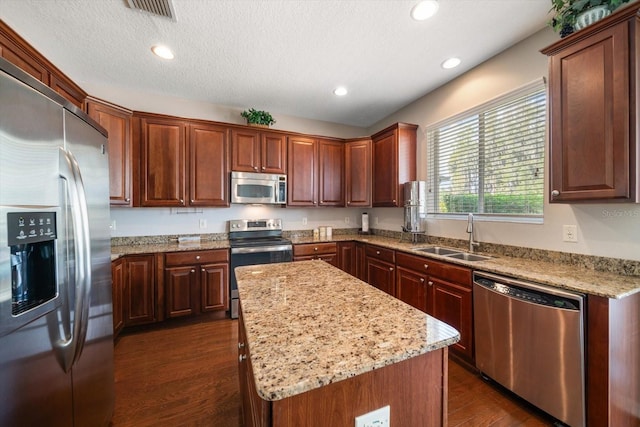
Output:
[{"left": 426, "top": 78, "right": 547, "bottom": 223}]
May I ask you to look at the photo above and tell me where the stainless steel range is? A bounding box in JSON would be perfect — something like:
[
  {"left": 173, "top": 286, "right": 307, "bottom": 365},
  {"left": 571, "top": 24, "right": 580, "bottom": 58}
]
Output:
[{"left": 228, "top": 219, "right": 292, "bottom": 318}]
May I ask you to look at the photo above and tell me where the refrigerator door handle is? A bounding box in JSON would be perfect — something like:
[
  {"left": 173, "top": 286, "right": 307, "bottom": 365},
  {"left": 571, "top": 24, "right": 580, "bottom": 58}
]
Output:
[{"left": 57, "top": 147, "right": 92, "bottom": 372}]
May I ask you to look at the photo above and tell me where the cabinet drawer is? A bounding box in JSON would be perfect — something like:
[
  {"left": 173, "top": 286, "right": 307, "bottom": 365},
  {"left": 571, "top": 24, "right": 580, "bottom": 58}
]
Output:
[
  {"left": 165, "top": 249, "right": 229, "bottom": 266},
  {"left": 293, "top": 242, "right": 337, "bottom": 256},
  {"left": 365, "top": 245, "right": 395, "bottom": 263}
]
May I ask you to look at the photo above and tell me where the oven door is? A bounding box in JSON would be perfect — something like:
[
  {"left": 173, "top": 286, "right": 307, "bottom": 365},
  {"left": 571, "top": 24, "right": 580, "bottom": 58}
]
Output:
[{"left": 229, "top": 245, "right": 292, "bottom": 318}]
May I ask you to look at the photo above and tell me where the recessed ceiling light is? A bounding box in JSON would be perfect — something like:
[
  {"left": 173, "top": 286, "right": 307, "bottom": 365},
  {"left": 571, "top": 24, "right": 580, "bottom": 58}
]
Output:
[
  {"left": 151, "top": 45, "right": 174, "bottom": 60},
  {"left": 333, "top": 86, "right": 348, "bottom": 96},
  {"left": 411, "top": 1, "right": 439, "bottom": 21},
  {"left": 441, "top": 57, "right": 461, "bottom": 69}
]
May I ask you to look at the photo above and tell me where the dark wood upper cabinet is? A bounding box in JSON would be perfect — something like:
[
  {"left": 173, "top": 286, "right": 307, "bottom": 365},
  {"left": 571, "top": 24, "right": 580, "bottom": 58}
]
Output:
[
  {"left": 288, "top": 135, "right": 318, "bottom": 206},
  {"left": 371, "top": 123, "right": 417, "bottom": 207},
  {"left": 189, "top": 122, "right": 229, "bottom": 206},
  {"left": 542, "top": 6, "right": 639, "bottom": 203},
  {"left": 231, "top": 128, "right": 287, "bottom": 174},
  {"left": 287, "top": 136, "right": 344, "bottom": 207},
  {"left": 138, "top": 115, "right": 187, "bottom": 207},
  {"left": 87, "top": 98, "right": 133, "bottom": 206},
  {"left": 0, "top": 21, "right": 86, "bottom": 108},
  {"left": 345, "top": 138, "right": 372, "bottom": 207},
  {"left": 318, "top": 139, "right": 344, "bottom": 206},
  {"left": 135, "top": 113, "right": 230, "bottom": 207}
]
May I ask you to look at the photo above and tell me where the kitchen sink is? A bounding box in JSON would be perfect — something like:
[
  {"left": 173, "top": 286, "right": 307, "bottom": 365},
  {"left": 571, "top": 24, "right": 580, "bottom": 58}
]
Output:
[
  {"left": 415, "top": 247, "right": 462, "bottom": 256},
  {"left": 446, "top": 252, "right": 492, "bottom": 262}
]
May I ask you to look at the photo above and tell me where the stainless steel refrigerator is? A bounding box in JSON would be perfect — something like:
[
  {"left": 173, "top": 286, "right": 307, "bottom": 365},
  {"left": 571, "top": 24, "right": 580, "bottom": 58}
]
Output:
[{"left": 0, "top": 58, "right": 114, "bottom": 426}]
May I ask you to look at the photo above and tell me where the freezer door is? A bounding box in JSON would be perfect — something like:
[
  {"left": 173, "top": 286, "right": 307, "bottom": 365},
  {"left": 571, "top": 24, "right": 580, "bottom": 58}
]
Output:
[
  {"left": 0, "top": 63, "right": 74, "bottom": 426},
  {"left": 63, "top": 110, "right": 114, "bottom": 426}
]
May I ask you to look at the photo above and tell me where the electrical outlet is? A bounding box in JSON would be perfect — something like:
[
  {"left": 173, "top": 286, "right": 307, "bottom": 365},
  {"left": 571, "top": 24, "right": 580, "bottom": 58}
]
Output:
[
  {"left": 199, "top": 219, "right": 207, "bottom": 229},
  {"left": 562, "top": 225, "right": 578, "bottom": 242},
  {"left": 345, "top": 217, "right": 350, "bottom": 224},
  {"left": 110, "top": 220, "right": 116, "bottom": 231},
  {"left": 355, "top": 405, "right": 390, "bottom": 427},
  {"left": 302, "top": 217, "right": 308, "bottom": 225}
]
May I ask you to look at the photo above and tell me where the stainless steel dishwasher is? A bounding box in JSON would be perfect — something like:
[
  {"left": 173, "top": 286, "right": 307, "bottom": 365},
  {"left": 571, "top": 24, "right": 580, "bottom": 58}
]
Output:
[{"left": 473, "top": 272, "right": 585, "bottom": 427}]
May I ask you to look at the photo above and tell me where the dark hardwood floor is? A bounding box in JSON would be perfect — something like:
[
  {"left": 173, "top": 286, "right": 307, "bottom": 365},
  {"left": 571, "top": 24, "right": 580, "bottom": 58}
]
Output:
[{"left": 112, "top": 317, "right": 553, "bottom": 427}]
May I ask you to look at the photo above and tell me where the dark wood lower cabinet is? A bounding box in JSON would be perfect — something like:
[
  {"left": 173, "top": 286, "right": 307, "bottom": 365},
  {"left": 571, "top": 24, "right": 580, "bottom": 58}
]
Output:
[
  {"left": 111, "top": 257, "right": 125, "bottom": 337},
  {"left": 337, "top": 241, "right": 356, "bottom": 276},
  {"left": 396, "top": 265, "right": 429, "bottom": 313},
  {"left": 293, "top": 243, "right": 338, "bottom": 267},
  {"left": 123, "top": 254, "right": 157, "bottom": 327},
  {"left": 164, "top": 249, "right": 229, "bottom": 318},
  {"left": 238, "top": 305, "right": 449, "bottom": 427},
  {"left": 431, "top": 278, "right": 473, "bottom": 361},
  {"left": 366, "top": 258, "right": 396, "bottom": 296}
]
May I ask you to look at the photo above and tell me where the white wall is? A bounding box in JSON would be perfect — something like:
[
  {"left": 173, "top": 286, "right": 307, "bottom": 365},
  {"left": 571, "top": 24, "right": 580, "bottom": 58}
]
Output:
[
  {"left": 367, "top": 27, "right": 640, "bottom": 261},
  {"left": 110, "top": 206, "right": 367, "bottom": 237}
]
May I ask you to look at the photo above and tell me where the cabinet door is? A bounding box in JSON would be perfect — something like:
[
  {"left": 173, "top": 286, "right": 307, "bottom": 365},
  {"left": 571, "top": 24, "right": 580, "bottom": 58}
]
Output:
[
  {"left": 288, "top": 136, "right": 317, "bottom": 206},
  {"left": 165, "top": 266, "right": 197, "bottom": 318},
  {"left": 318, "top": 139, "right": 344, "bottom": 206},
  {"left": 355, "top": 243, "right": 367, "bottom": 282},
  {"left": 372, "top": 130, "right": 398, "bottom": 206},
  {"left": 0, "top": 31, "right": 48, "bottom": 83},
  {"left": 201, "top": 263, "right": 229, "bottom": 312},
  {"left": 431, "top": 277, "right": 473, "bottom": 361},
  {"left": 345, "top": 139, "right": 372, "bottom": 207},
  {"left": 49, "top": 72, "right": 85, "bottom": 108},
  {"left": 231, "top": 129, "right": 260, "bottom": 172},
  {"left": 111, "top": 258, "right": 125, "bottom": 337},
  {"left": 140, "top": 117, "right": 186, "bottom": 206},
  {"left": 396, "top": 266, "right": 429, "bottom": 313},
  {"left": 261, "top": 132, "right": 287, "bottom": 174},
  {"left": 338, "top": 242, "right": 356, "bottom": 276},
  {"left": 366, "top": 257, "right": 395, "bottom": 296},
  {"left": 124, "top": 255, "right": 156, "bottom": 326},
  {"left": 87, "top": 100, "right": 132, "bottom": 206},
  {"left": 548, "top": 23, "right": 631, "bottom": 202},
  {"left": 189, "top": 123, "right": 229, "bottom": 206}
]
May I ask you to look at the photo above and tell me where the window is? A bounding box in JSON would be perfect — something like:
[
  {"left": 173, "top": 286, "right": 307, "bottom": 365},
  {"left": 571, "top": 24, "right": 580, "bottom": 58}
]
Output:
[{"left": 426, "top": 79, "right": 546, "bottom": 218}]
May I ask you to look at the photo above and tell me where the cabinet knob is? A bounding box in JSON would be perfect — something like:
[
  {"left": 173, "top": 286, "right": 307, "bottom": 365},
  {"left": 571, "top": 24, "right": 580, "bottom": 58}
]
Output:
[
  {"left": 314, "top": 247, "right": 318, "bottom": 251},
  {"left": 393, "top": 199, "right": 396, "bottom": 203},
  {"left": 261, "top": 166, "right": 265, "bottom": 171},
  {"left": 253, "top": 166, "right": 258, "bottom": 171},
  {"left": 347, "top": 201, "right": 351, "bottom": 205},
  {"left": 190, "top": 199, "right": 194, "bottom": 203},
  {"left": 201, "top": 268, "right": 205, "bottom": 272},
  {"left": 125, "top": 197, "right": 130, "bottom": 202},
  {"left": 376, "top": 251, "right": 380, "bottom": 255},
  {"left": 313, "top": 201, "right": 317, "bottom": 205},
  {"left": 190, "top": 269, "right": 195, "bottom": 273},
  {"left": 389, "top": 267, "right": 394, "bottom": 271},
  {"left": 238, "top": 342, "right": 245, "bottom": 349},
  {"left": 179, "top": 199, "right": 184, "bottom": 205},
  {"left": 424, "top": 264, "right": 429, "bottom": 270},
  {"left": 551, "top": 190, "right": 560, "bottom": 197},
  {"left": 196, "top": 255, "right": 201, "bottom": 260},
  {"left": 239, "top": 354, "right": 247, "bottom": 362},
  {"left": 428, "top": 281, "right": 433, "bottom": 286},
  {"left": 420, "top": 278, "right": 425, "bottom": 283}
]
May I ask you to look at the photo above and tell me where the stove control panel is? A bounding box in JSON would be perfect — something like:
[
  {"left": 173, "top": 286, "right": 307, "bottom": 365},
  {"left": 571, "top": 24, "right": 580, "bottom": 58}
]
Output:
[{"left": 229, "top": 218, "right": 283, "bottom": 232}]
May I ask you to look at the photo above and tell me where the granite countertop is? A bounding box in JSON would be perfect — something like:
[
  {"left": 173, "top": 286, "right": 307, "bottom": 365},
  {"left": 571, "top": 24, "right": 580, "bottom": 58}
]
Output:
[
  {"left": 110, "top": 234, "right": 640, "bottom": 299},
  {"left": 236, "top": 260, "right": 460, "bottom": 401}
]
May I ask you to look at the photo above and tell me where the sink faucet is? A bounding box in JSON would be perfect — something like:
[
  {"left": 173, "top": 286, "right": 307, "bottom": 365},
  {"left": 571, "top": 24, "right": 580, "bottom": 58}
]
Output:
[{"left": 467, "top": 213, "right": 480, "bottom": 253}]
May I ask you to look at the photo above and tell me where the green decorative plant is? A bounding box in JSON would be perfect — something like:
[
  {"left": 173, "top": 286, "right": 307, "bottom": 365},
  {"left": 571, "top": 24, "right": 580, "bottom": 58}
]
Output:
[
  {"left": 549, "top": 0, "right": 631, "bottom": 36},
  {"left": 240, "top": 108, "right": 276, "bottom": 126}
]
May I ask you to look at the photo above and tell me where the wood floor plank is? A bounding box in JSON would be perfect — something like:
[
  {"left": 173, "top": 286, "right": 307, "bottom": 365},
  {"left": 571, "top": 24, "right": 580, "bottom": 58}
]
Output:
[{"left": 112, "top": 317, "right": 554, "bottom": 427}]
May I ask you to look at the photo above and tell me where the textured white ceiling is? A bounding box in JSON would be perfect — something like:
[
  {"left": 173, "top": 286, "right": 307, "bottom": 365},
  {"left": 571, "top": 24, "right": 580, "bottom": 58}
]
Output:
[{"left": 0, "top": 0, "right": 552, "bottom": 127}]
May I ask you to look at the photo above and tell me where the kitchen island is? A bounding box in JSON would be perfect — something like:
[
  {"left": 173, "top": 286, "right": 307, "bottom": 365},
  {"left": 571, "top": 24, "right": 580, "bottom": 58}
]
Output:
[{"left": 236, "top": 260, "right": 460, "bottom": 427}]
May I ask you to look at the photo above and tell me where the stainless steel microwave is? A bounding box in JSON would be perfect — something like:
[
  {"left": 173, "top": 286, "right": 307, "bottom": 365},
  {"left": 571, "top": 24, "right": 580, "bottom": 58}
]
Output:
[{"left": 230, "top": 171, "right": 287, "bottom": 204}]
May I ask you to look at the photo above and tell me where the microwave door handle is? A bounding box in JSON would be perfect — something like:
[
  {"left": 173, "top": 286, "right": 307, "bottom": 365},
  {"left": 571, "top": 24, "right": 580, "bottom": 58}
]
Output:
[
  {"left": 274, "top": 181, "right": 279, "bottom": 203},
  {"left": 56, "top": 147, "right": 92, "bottom": 372}
]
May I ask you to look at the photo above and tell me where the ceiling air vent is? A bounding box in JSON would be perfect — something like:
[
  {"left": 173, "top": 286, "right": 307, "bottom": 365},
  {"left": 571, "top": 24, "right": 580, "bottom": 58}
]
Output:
[{"left": 126, "top": 0, "right": 177, "bottom": 21}]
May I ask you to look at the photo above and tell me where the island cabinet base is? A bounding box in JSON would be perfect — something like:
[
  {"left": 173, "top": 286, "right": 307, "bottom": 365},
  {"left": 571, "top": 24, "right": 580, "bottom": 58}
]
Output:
[{"left": 270, "top": 348, "right": 448, "bottom": 427}]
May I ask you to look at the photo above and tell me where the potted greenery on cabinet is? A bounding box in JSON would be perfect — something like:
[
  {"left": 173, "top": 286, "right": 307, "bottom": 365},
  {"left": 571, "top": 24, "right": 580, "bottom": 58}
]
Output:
[
  {"left": 240, "top": 108, "right": 276, "bottom": 128},
  {"left": 549, "top": 0, "right": 632, "bottom": 37}
]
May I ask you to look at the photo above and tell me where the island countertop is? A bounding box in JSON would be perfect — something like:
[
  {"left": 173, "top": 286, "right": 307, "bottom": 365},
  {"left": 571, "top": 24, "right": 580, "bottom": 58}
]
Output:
[{"left": 236, "top": 260, "right": 460, "bottom": 401}]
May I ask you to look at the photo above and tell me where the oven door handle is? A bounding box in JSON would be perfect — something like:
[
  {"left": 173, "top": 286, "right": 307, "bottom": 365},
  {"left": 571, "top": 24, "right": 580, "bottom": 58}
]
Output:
[{"left": 231, "top": 245, "right": 293, "bottom": 254}]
